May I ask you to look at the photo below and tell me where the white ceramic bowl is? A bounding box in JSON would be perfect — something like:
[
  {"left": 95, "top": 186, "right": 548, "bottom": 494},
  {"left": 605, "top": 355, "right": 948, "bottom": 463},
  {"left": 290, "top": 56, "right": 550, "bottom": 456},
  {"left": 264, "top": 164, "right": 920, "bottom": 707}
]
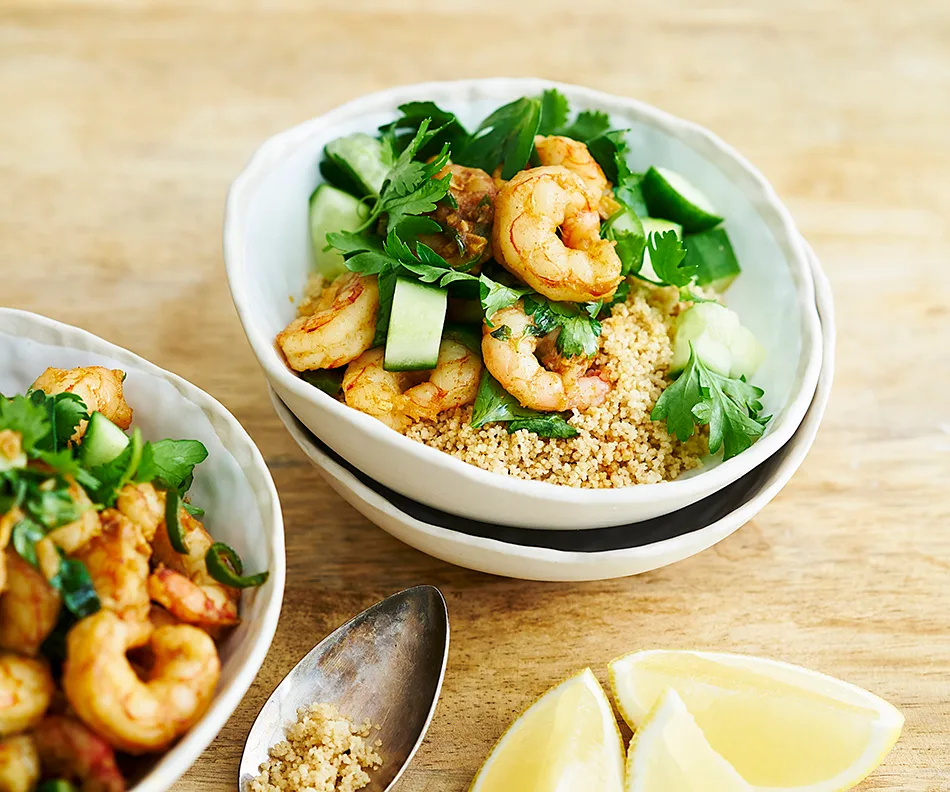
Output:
[
  {"left": 225, "top": 78, "right": 822, "bottom": 530},
  {"left": 0, "top": 308, "right": 285, "bottom": 792},
  {"left": 272, "top": 244, "right": 833, "bottom": 581}
]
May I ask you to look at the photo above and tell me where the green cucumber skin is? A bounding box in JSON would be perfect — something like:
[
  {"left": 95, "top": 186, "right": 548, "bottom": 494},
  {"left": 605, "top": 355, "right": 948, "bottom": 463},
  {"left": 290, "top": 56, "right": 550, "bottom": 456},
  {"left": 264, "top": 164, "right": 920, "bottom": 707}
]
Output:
[
  {"left": 683, "top": 228, "right": 741, "bottom": 292},
  {"left": 322, "top": 134, "right": 389, "bottom": 198},
  {"left": 308, "top": 185, "right": 367, "bottom": 280},
  {"left": 383, "top": 278, "right": 448, "bottom": 372},
  {"left": 78, "top": 411, "right": 130, "bottom": 468},
  {"left": 641, "top": 167, "right": 723, "bottom": 233}
]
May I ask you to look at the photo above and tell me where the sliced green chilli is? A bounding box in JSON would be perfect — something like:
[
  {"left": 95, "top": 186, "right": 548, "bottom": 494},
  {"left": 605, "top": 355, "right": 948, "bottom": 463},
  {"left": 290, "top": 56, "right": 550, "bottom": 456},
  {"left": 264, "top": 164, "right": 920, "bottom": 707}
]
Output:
[
  {"left": 205, "top": 542, "right": 269, "bottom": 589},
  {"left": 165, "top": 489, "right": 188, "bottom": 554}
]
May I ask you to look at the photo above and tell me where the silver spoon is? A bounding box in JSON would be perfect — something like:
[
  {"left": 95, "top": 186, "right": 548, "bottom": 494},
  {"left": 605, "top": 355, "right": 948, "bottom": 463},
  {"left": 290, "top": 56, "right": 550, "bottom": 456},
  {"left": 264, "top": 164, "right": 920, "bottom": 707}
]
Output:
[{"left": 239, "top": 585, "right": 450, "bottom": 791}]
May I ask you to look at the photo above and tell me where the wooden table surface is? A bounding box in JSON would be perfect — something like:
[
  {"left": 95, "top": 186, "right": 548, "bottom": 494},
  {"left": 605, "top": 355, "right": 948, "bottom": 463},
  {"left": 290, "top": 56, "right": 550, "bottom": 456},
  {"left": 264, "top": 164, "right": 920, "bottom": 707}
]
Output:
[{"left": 3, "top": 1, "right": 949, "bottom": 789}]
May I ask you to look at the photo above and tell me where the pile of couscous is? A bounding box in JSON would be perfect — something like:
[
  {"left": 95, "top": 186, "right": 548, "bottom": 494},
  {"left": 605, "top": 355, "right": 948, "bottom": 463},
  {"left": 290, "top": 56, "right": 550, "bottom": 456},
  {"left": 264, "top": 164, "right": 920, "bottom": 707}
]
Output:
[
  {"left": 249, "top": 703, "right": 382, "bottom": 792},
  {"left": 404, "top": 285, "right": 707, "bottom": 487}
]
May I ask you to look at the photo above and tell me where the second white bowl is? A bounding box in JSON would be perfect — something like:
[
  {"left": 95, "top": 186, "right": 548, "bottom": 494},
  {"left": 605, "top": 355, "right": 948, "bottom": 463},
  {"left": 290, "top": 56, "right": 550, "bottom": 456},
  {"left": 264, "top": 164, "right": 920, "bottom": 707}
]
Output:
[{"left": 225, "top": 78, "right": 822, "bottom": 529}]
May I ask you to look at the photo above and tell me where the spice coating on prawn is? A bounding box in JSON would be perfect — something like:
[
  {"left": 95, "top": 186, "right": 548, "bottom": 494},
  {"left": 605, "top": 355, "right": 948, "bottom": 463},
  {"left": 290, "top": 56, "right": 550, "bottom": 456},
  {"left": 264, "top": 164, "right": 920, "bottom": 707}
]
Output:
[
  {"left": 0, "top": 653, "right": 54, "bottom": 737},
  {"left": 277, "top": 272, "right": 379, "bottom": 372},
  {"left": 32, "top": 716, "right": 125, "bottom": 792},
  {"left": 0, "top": 551, "right": 61, "bottom": 656},
  {"left": 492, "top": 166, "right": 623, "bottom": 303},
  {"left": 62, "top": 611, "right": 220, "bottom": 754},
  {"left": 31, "top": 366, "right": 133, "bottom": 435},
  {"left": 481, "top": 302, "right": 610, "bottom": 413},
  {"left": 534, "top": 135, "right": 621, "bottom": 219},
  {"left": 0, "top": 734, "right": 40, "bottom": 792}
]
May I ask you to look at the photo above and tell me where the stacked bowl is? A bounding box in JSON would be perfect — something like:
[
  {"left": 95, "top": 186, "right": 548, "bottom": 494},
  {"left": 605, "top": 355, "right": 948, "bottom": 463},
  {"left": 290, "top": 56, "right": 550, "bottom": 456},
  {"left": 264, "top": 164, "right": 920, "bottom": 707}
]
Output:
[{"left": 225, "top": 79, "right": 833, "bottom": 582}]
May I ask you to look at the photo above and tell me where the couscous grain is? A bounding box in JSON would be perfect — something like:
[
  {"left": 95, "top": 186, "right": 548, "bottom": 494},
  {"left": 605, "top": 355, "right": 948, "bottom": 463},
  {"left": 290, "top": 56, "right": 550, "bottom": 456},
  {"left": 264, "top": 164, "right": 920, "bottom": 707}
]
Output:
[
  {"left": 248, "top": 703, "right": 382, "bottom": 792},
  {"left": 404, "top": 284, "right": 707, "bottom": 487}
]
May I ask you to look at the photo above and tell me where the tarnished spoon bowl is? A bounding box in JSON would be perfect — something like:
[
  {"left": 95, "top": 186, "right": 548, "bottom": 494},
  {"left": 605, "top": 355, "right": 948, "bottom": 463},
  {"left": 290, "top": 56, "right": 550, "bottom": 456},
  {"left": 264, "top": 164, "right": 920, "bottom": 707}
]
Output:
[{"left": 239, "top": 586, "right": 450, "bottom": 791}]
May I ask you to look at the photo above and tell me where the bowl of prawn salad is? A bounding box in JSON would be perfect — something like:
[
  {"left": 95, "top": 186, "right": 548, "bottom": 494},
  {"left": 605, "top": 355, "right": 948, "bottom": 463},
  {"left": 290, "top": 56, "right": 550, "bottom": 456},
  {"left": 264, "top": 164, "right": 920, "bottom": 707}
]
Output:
[
  {"left": 226, "top": 79, "right": 822, "bottom": 530},
  {"left": 0, "top": 308, "right": 284, "bottom": 792}
]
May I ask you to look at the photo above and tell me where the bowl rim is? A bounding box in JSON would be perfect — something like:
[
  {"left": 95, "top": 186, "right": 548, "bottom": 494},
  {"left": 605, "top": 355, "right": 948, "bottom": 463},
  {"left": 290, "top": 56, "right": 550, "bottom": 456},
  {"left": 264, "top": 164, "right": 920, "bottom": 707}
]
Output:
[
  {"left": 270, "top": 241, "right": 834, "bottom": 579},
  {"left": 0, "top": 307, "right": 286, "bottom": 792},
  {"left": 224, "top": 77, "right": 823, "bottom": 506}
]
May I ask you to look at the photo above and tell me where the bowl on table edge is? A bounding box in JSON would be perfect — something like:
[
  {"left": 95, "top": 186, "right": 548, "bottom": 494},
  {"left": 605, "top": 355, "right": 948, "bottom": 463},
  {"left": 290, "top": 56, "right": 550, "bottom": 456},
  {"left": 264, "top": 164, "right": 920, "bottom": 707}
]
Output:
[
  {"left": 270, "top": 243, "right": 833, "bottom": 581},
  {"left": 0, "top": 308, "right": 286, "bottom": 791},
  {"left": 225, "top": 77, "right": 822, "bottom": 530}
]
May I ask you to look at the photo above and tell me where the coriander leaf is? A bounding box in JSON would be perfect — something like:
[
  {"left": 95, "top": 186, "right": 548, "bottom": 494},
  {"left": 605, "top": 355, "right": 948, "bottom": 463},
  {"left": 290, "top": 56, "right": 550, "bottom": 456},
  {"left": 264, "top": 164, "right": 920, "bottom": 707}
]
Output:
[
  {"left": 615, "top": 176, "right": 649, "bottom": 217},
  {"left": 651, "top": 344, "right": 706, "bottom": 442},
  {"left": 479, "top": 277, "right": 531, "bottom": 324},
  {"left": 300, "top": 369, "right": 345, "bottom": 397},
  {"left": 28, "top": 390, "right": 88, "bottom": 452},
  {"left": 489, "top": 325, "right": 512, "bottom": 341},
  {"left": 382, "top": 170, "right": 452, "bottom": 233},
  {"left": 384, "top": 101, "right": 469, "bottom": 157},
  {"left": 587, "top": 128, "right": 629, "bottom": 183},
  {"left": 33, "top": 449, "right": 99, "bottom": 490},
  {"left": 602, "top": 207, "right": 646, "bottom": 277},
  {"left": 556, "top": 313, "right": 602, "bottom": 358},
  {"left": 326, "top": 230, "right": 382, "bottom": 256},
  {"left": 183, "top": 502, "right": 205, "bottom": 518},
  {"left": 135, "top": 439, "right": 208, "bottom": 494},
  {"left": 605, "top": 279, "right": 631, "bottom": 311},
  {"left": 392, "top": 216, "right": 442, "bottom": 248},
  {"left": 651, "top": 343, "right": 769, "bottom": 460},
  {"left": 646, "top": 230, "right": 695, "bottom": 287},
  {"left": 508, "top": 416, "right": 578, "bottom": 438},
  {"left": 11, "top": 517, "right": 46, "bottom": 566},
  {"left": 27, "top": 487, "right": 84, "bottom": 530},
  {"left": 471, "top": 370, "right": 527, "bottom": 427},
  {"left": 560, "top": 109, "right": 611, "bottom": 143},
  {"left": 538, "top": 88, "right": 570, "bottom": 136},
  {"left": 49, "top": 555, "right": 100, "bottom": 618},
  {"left": 345, "top": 251, "right": 395, "bottom": 276},
  {"left": 460, "top": 97, "right": 542, "bottom": 179},
  {"left": 0, "top": 394, "right": 50, "bottom": 451}
]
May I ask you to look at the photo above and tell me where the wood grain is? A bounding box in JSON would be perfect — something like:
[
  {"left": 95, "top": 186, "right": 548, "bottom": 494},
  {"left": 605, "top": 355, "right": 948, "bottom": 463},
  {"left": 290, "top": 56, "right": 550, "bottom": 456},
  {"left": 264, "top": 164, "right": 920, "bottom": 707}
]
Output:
[{"left": 2, "top": 1, "right": 948, "bottom": 789}]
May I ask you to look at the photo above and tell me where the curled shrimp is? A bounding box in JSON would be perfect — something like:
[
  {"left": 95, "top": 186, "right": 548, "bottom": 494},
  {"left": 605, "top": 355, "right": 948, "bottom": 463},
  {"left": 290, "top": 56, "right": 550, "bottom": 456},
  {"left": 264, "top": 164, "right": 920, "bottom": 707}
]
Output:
[
  {"left": 534, "top": 135, "right": 621, "bottom": 219},
  {"left": 343, "top": 341, "right": 482, "bottom": 430},
  {"left": 115, "top": 481, "right": 164, "bottom": 544},
  {"left": 420, "top": 164, "right": 497, "bottom": 269},
  {"left": 0, "top": 734, "right": 40, "bottom": 792},
  {"left": 31, "top": 367, "right": 133, "bottom": 436},
  {"left": 277, "top": 272, "right": 379, "bottom": 371},
  {"left": 0, "top": 509, "right": 18, "bottom": 594},
  {"left": 0, "top": 654, "right": 54, "bottom": 737},
  {"left": 72, "top": 510, "right": 151, "bottom": 626},
  {"left": 492, "top": 166, "right": 623, "bottom": 303},
  {"left": 148, "top": 510, "right": 239, "bottom": 629},
  {"left": 481, "top": 302, "right": 610, "bottom": 412},
  {"left": 62, "top": 610, "right": 220, "bottom": 754},
  {"left": 32, "top": 716, "right": 125, "bottom": 792},
  {"left": 0, "top": 552, "right": 61, "bottom": 656}
]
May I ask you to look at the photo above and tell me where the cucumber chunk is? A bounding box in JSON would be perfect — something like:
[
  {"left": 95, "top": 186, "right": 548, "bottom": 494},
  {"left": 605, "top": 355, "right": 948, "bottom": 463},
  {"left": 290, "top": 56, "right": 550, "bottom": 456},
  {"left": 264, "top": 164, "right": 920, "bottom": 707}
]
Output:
[
  {"left": 638, "top": 218, "right": 683, "bottom": 283},
  {"left": 684, "top": 227, "right": 741, "bottom": 293},
  {"left": 670, "top": 302, "right": 766, "bottom": 379},
  {"left": 321, "top": 133, "right": 391, "bottom": 198},
  {"left": 642, "top": 166, "right": 723, "bottom": 233},
  {"left": 384, "top": 277, "right": 448, "bottom": 372},
  {"left": 309, "top": 185, "right": 369, "bottom": 280},
  {"left": 79, "top": 411, "right": 130, "bottom": 468},
  {"left": 604, "top": 206, "right": 646, "bottom": 276}
]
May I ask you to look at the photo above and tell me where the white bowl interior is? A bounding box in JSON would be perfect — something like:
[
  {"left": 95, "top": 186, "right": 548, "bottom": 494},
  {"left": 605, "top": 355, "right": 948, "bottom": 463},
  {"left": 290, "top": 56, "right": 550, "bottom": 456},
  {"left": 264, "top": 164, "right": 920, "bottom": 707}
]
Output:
[
  {"left": 0, "top": 310, "right": 284, "bottom": 791},
  {"left": 235, "top": 79, "right": 810, "bottom": 481}
]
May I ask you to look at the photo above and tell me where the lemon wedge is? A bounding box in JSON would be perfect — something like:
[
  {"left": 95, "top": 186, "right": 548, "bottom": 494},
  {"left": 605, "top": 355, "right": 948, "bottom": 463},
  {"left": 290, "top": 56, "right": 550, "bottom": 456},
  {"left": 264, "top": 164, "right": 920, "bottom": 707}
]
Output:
[
  {"left": 469, "top": 668, "right": 625, "bottom": 792},
  {"left": 626, "top": 688, "right": 752, "bottom": 791},
  {"left": 609, "top": 650, "right": 904, "bottom": 792}
]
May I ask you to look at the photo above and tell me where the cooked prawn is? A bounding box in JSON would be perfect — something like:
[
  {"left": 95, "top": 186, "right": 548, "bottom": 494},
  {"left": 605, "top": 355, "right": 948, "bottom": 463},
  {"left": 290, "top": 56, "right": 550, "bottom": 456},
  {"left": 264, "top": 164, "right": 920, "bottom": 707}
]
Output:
[
  {"left": 32, "top": 716, "right": 125, "bottom": 792},
  {"left": 277, "top": 272, "right": 379, "bottom": 371},
  {"left": 45, "top": 481, "right": 101, "bottom": 555},
  {"left": 0, "top": 734, "right": 40, "bottom": 792},
  {"left": 63, "top": 611, "right": 220, "bottom": 754},
  {"left": 492, "top": 166, "right": 623, "bottom": 303},
  {"left": 0, "top": 509, "right": 18, "bottom": 595},
  {"left": 0, "top": 654, "right": 54, "bottom": 737},
  {"left": 114, "top": 482, "right": 165, "bottom": 544},
  {"left": 534, "top": 135, "right": 621, "bottom": 219},
  {"left": 0, "top": 552, "right": 61, "bottom": 656},
  {"left": 148, "top": 510, "right": 239, "bottom": 629},
  {"left": 398, "top": 340, "right": 482, "bottom": 421},
  {"left": 420, "top": 163, "right": 497, "bottom": 269},
  {"left": 31, "top": 367, "right": 132, "bottom": 435},
  {"left": 343, "top": 342, "right": 481, "bottom": 430},
  {"left": 481, "top": 302, "right": 610, "bottom": 412},
  {"left": 73, "top": 510, "right": 151, "bottom": 626}
]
